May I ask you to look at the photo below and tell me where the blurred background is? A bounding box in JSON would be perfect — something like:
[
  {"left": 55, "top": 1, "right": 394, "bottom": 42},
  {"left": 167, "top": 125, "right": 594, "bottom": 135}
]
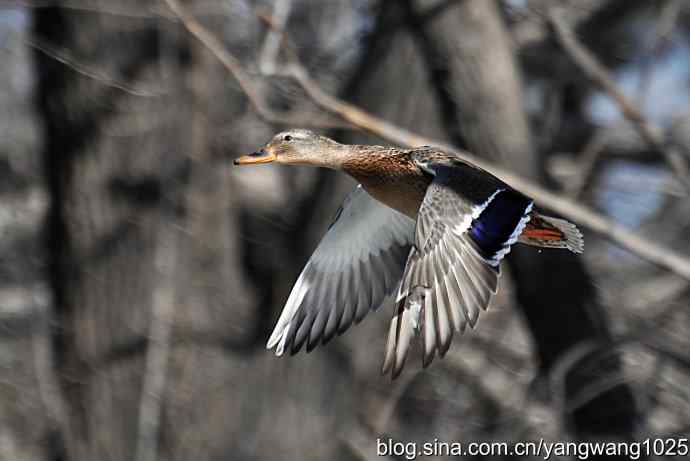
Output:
[{"left": 1, "top": 0, "right": 689, "bottom": 460}]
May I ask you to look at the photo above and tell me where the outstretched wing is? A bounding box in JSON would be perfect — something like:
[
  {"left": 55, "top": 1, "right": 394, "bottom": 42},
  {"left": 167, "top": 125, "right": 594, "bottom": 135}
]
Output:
[
  {"left": 267, "top": 185, "right": 415, "bottom": 356},
  {"left": 382, "top": 160, "right": 533, "bottom": 378}
]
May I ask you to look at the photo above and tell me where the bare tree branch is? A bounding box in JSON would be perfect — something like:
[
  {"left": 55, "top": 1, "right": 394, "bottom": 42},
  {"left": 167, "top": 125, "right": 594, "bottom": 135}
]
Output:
[
  {"left": 25, "top": 37, "right": 163, "bottom": 97},
  {"left": 32, "top": 306, "right": 77, "bottom": 459},
  {"left": 0, "top": 0, "right": 228, "bottom": 19},
  {"left": 567, "top": 130, "right": 608, "bottom": 198},
  {"left": 258, "top": 0, "right": 293, "bottom": 75},
  {"left": 549, "top": 299, "right": 690, "bottom": 418},
  {"left": 162, "top": 0, "right": 347, "bottom": 130},
  {"left": 636, "top": 0, "right": 681, "bottom": 105},
  {"left": 548, "top": 6, "right": 690, "bottom": 191},
  {"left": 162, "top": 0, "right": 690, "bottom": 281},
  {"left": 134, "top": 224, "right": 178, "bottom": 461}
]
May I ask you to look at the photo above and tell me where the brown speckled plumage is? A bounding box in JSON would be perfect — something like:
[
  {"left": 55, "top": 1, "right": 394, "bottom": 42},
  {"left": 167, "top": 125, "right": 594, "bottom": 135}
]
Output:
[{"left": 343, "top": 147, "right": 430, "bottom": 218}]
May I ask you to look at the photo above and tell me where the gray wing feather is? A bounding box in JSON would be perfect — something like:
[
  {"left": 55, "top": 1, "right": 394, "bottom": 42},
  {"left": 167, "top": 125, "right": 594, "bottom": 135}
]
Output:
[
  {"left": 434, "top": 280, "right": 452, "bottom": 357},
  {"left": 422, "top": 292, "right": 436, "bottom": 367},
  {"left": 383, "top": 163, "right": 506, "bottom": 378},
  {"left": 267, "top": 185, "right": 415, "bottom": 356}
]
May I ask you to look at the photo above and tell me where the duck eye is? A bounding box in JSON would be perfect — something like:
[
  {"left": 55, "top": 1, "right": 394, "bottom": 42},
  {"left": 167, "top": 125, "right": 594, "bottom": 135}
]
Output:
[{"left": 283, "top": 135, "right": 292, "bottom": 142}]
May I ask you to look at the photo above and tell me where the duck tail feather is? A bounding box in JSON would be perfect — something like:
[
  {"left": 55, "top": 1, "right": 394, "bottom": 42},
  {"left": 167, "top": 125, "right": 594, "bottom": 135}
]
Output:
[{"left": 519, "top": 212, "right": 584, "bottom": 254}]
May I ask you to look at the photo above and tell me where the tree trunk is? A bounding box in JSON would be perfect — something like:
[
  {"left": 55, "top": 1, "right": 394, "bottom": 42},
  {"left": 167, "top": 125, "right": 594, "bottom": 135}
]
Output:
[
  {"left": 34, "top": 4, "right": 199, "bottom": 458},
  {"left": 34, "top": 2, "right": 370, "bottom": 459}
]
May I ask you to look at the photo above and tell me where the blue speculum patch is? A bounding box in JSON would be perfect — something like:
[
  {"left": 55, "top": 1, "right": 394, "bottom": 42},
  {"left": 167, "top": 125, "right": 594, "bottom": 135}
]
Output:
[{"left": 469, "top": 190, "right": 532, "bottom": 260}]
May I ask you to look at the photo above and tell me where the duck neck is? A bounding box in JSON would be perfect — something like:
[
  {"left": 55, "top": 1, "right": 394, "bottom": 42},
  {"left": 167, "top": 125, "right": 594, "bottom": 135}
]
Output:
[
  {"left": 315, "top": 142, "right": 359, "bottom": 170},
  {"left": 340, "top": 145, "right": 395, "bottom": 179}
]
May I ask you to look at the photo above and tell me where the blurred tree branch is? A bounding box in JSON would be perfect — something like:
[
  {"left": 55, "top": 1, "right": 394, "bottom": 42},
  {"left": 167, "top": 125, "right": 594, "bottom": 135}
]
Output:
[
  {"left": 258, "top": 0, "right": 292, "bottom": 75},
  {"left": 1, "top": 0, "right": 228, "bottom": 19},
  {"left": 548, "top": 6, "right": 690, "bottom": 191},
  {"left": 161, "top": 0, "right": 347, "bottom": 130},
  {"left": 32, "top": 312, "right": 73, "bottom": 460},
  {"left": 134, "top": 224, "right": 178, "bottom": 461},
  {"left": 26, "top": 36, "right": 163, "bottom": 97},
  {"left": 636, "top": 0, "right": 681, "bottom": 105},
  {"left": 162, "top": 0, "right": 690, "bottom": 280},
  {"left": 550, "top": 300, "right": 690, "bottom": 416}
]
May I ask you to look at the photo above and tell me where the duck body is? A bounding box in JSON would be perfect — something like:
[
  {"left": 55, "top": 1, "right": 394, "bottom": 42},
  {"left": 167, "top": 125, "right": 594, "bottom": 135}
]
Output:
[
  {"left": 342, "top": 145, "right": 541, "bottom": 263},
  {"left": 341, "top": 146, "right": 429, "bottom": 219},
  {"left": 235, "top": 130, "right": 583, "bottom": 378}
]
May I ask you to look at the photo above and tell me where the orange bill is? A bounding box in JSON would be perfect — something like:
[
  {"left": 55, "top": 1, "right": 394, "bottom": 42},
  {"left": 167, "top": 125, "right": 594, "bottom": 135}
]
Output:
[{"left": 233, "top": 150, "right": 276, "bottom": 165}]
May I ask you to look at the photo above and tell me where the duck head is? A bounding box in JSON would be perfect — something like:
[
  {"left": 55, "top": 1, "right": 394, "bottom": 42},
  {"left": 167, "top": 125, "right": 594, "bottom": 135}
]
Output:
[{"left": 234, "top": 129, "right": 346, "bottom": 169}]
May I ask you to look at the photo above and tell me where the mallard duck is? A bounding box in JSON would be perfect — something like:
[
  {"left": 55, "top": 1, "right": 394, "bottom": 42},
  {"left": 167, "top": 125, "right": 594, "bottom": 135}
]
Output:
[{"left": 235, "top": 129, "right": 583, "bottom": 378}]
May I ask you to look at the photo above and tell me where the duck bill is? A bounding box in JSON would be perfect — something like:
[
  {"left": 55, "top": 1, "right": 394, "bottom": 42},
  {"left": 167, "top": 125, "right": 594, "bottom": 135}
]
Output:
[{"left": 233, "top": 150, "right": 276, "bottom": 165}]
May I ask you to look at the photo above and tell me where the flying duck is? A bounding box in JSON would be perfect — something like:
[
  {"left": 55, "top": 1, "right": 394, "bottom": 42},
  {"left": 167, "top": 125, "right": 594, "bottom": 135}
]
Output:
[{"left": 234, "top": 129, "right": 583, "bottom": 378}]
